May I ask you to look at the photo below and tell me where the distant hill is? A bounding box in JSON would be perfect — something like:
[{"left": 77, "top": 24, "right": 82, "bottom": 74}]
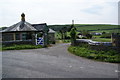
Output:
[
  {"left": 48, "top": 24, "right": 120, "bottom": 33},
  {"left": 0, "top": 27, "right": 7, "bottom": 31}
]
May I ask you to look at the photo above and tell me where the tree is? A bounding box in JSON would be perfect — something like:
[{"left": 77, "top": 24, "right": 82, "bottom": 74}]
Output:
[
  {"left": 59, "top": 27, "right": 68, "bottom": 40},
  {"left": 59, "top": 29, "right": 64, "bottom": 40},
  {"left": 81, "top": 30, "right": 92, "bottom": 39},
  {"left": 102, "top": 32, "right": 106, "bottom": 34},
  {"left": 70, "top": 27, "right": 76, "bottom": 46},
  {"left": 86, "top": 34, "right": 92, "bottom": 39}
]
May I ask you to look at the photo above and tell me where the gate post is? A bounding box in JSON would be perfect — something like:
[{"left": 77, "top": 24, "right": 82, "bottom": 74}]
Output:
[{"left": 43, "top": 25, "right": 49, "bottom": 47}]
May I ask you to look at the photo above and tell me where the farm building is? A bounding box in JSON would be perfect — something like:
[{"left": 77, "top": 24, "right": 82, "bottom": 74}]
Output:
[{"left": 2, "top": 13, "right": 55, "bottom": 46}]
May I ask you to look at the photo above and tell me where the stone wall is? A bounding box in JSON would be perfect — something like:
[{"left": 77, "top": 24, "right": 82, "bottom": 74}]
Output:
[
  {"left": 2, "top": 40, "right": 34, "bottom": 46},
  {"left": 111, "top": 33, "right": 120, "bottom": 47},
  {"left": 48, "top": 33, "right": 55, "bottom": 44}
]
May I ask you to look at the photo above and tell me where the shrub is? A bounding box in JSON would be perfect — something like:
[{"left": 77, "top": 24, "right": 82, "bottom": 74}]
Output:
[
  {"left": 65, "top": 36, "right": 71, "bottom": 39},
  {"left": 82, "top": 37, "right": 87, "bottom": 39}
]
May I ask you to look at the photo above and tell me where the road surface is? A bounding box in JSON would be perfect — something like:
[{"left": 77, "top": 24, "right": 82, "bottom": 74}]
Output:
[{"left": 2, "top": 43, "right": 119, "bottom": 78}]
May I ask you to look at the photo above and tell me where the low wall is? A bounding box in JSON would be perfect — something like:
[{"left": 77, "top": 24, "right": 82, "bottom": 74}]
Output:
[
  {"left": 111, "top": 33, "right": 120, "bottom": 47},
  {"left": 2, "top": 40, "right": 34, "bottom": 46}
]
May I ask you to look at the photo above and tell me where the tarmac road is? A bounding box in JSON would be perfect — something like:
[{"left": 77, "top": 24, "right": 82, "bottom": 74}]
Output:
[{"left": 2, "top": 43, "right": 119, "bottom": 78}]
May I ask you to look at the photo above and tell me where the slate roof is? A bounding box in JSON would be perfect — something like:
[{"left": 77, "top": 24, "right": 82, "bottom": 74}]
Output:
[
  {"left": 32, "top": 23, "right": 47, "bottom": 31},
  {"left": 2, "top": 21, "right": 37, "bottom": 32},
  {"left": 32, "top": 23, "right": 55, "bottom": 33},
  {"left": 48, "top": 28, "right": 55, "bottom": 33},
  {"left": 2, "top": 13, "right": 55, "bottom": 33}
]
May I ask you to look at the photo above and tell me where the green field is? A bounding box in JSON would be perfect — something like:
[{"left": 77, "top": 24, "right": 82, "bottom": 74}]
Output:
[
  {"left": 92, "top": 38, "right": 111, "bottom": 42},
  {"left": 49, "top": 24, "right": 120, "bottom": 33}
]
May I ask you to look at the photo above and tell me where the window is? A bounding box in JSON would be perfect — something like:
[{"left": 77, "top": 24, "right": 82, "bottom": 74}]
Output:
[
  {"left": 22, "top": 32, "right": 32, "bottom": 40},
  {"left": 26, "top": 33, "right": 32, "bottom": 40},
  {"left": 15, "top": 33, "right": 20, "bottom": 40},
  {"left": 22, "top": 33, "right": 27, "bottom": 40},
  {"left": 2, "top": 33, "right": 14, "bottom": 41}
]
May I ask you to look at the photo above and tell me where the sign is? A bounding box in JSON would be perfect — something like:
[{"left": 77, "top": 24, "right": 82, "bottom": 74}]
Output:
[{"left": 37, "top": 37, "right": 44, "bottom": 45}]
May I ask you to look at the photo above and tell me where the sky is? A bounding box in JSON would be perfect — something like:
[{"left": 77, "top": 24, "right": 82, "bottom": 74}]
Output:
[{"left": 0, "top": 0, "right": 119, "bottom": 27}]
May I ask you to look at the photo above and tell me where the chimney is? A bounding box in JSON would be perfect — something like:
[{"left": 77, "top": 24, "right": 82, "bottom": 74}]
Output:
[{"left": 21, "top": 13, "right": 25, "bottom": 21}]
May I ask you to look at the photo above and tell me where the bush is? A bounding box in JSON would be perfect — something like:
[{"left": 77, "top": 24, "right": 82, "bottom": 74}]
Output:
[
  {"left": 49, "top": 41, "right": 56, "bottom": 44},
  {"left": 65, "top": 36, "right": 71, "bottom": 39},
  {"left": 86, "top": 34, "right": 92, "bottom": 39},
  {"left": 82, "top": 37, "right": 87, "bottom": 39}
]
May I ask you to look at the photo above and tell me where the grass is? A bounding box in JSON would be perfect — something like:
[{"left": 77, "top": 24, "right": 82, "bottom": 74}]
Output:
[
  {"left": 92, "top": 38, "right": 111, "bottom": 42},
  {"left": 2, "top": 44, "right": 43, "bottom": 50},
  {"left": 49, "top": 24, "right": 120, "bottom": 33},
  {"left": 68, "top": 44, "right": 120, "bottom": 63},
  {"left": 76, "top": 25, "right": 119, "bottom": 33}
]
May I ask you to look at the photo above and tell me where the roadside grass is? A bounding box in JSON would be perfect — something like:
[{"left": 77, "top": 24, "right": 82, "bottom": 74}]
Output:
[
  {"left": 68, "top": 44, "right": 120, "bottom": 63},
  {"left": 2, "top": 44, "right": 43, "bottom": 50}
]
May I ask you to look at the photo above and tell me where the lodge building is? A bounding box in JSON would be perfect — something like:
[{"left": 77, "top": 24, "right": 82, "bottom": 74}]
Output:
[{"left": 2, "top": 13, "right": 55, "bottom": 46}]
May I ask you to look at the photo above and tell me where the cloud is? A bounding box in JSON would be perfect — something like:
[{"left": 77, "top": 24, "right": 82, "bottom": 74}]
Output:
[
  {"left": 82, "top": 5, "right": 103, "bottom": 15},
  {"left": 0, "top": 0, "right": 119, "bottom": 27}
]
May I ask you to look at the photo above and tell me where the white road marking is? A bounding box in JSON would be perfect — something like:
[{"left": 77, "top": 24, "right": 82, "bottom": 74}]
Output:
[
  {"left": 115, "top": 70, "right": 120, "bottom": 73},
  {"left": 80, "top": 67, "right": 84, "bottom": 68},
  {"left": 89, "top": 66, "right": 94, "bottom": 68},
  {"left": 69, "top": 65, "right": 72, "bottom": 68}
]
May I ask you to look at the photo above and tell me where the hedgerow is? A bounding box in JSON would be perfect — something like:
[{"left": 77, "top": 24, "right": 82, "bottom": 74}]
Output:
[{"left": 68, "top": 45, "right": 120, "bottom": 63}]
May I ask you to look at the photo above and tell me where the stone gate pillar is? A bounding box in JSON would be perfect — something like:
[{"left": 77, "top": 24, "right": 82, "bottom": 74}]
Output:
[{"left": 111, "top": 33, "right": 120, "bottom": 47}]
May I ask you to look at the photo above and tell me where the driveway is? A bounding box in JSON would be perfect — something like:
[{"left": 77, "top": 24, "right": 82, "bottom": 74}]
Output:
[{"left": 2, "top": 43, "right": 119, "bottom": 78}]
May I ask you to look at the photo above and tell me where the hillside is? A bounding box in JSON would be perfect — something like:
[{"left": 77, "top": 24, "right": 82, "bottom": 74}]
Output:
[{"left": 48, "top": 24, "right": 120, "bottom": 33}]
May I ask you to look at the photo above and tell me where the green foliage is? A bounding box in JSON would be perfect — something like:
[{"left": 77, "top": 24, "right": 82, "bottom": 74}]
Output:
[
  {"left": 70, "top": 28, "right": 76, "bottom": 46},
  {"left": 79, "top": 30, "right": 93, "bottom": 39},
  {"left": 81, "top": 30, "right": 89, "bottom": 36},
  {"left": 68, "top": 45, "right": 120, "bottom": 63},
  {"left": 0, "top": 27, "right": 7, "bottom": 31},
  {"left": 70, "top": 28, "right": 76, "bottom": 37},
  {"left": 2, "top": 44, "right": 43, "bottom": 50},
  {"left": 86, "top": 33, "right": 92, "bottom": 39}
]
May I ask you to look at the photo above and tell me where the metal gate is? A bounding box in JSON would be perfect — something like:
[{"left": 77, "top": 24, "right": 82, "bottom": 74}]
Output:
[{"left": 37, "top": 37, "right": 44, "bottom": 45}]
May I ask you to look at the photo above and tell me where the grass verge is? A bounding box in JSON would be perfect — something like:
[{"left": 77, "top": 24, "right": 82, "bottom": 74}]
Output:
[
  {"left": 68, "top": 45, "right": 120, "bottom": 63},
  {"left": 2, "top": 44, "right": 43, "bottom": 50}
]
